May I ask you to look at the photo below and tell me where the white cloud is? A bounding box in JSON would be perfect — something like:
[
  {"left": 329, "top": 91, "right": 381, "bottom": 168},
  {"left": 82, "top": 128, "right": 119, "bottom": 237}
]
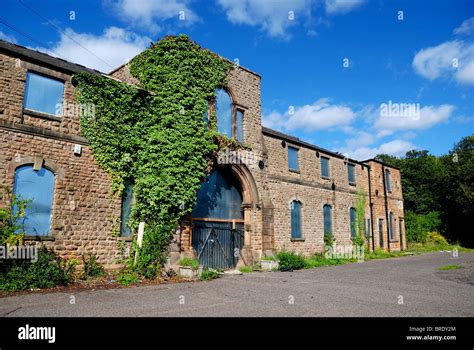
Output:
[
  {"left": 262, "top": 98, "right": 356, "bottom": 132},
  {"left": 107, "top": 0, "right": 199, "bottom": 33},
  {"left": 37, "top": 27, "right": 151, "bottom": 73},
  {"left": 453, "top": 17, "right": 474, "bottom": 35},
  {"left": 217, "top": 0, "right": 312, "bottom": 38},
  {"left": 412, "top": 40, "right": 474, "bottom": 85},
  {"left": 374, "top": 104, "right": 454, "bottom": 132},
  {"left": 343, "top": 131, "right": 375, "bottom": 149},
  {"left": 325, "top": 0, "right": 365, "bottom": 14},
  {"left": 455, "top": 59, "right": 474, "bottom": 84},
  {"left": 339, "top": 139, "right": 416, "bottom": 161},
  {"left": 0, "top": 30, "right": 17, "bottom": 43}
]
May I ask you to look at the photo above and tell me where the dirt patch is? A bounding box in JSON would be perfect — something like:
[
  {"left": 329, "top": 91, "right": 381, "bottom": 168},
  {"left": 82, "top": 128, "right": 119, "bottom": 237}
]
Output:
[{"left": 0, "top": 274, "right": 195, "bottom": 299}]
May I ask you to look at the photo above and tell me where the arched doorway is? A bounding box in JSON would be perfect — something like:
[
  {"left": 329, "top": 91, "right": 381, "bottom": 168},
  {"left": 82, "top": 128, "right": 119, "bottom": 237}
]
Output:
[{"left": 191, "top": 167, "right": 244, "bottom": 269}]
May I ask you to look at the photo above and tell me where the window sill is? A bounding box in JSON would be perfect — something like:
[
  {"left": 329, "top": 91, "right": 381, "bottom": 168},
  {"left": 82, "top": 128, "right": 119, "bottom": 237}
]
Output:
[
  {"left": 23, "top": 108, "right": 62, "bottom": 122},
  {"left": 23, "top": 235, "right": 55, "bottom": 241},
  {"left": 289, "top": 168, "right": 300, "bottom": 174},
  {"left": 117, "top": 236, "right": 133, "bottom": 242},
  {"left": 349, "top": 182, "right": 356, "bottom": 186},
  {"left": 290, "top": 238, "right": 305, "bottom": 242},
  {"left": 390, "top": 239, "right": 399, "bottom": 243},
  {"left": 321, "top": 176, "right": 331, "bottom": 180}
]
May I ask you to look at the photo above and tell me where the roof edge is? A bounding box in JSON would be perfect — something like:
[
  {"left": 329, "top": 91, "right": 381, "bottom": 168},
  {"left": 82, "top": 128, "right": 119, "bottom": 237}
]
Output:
[
  {"left": 361, "top": 158, "right": 400, "bottom": 170},
  {"left": 262, "top": 126, "right": 365, "bottom": 166},
  {"left": 0, "top": 39, "right": 104, "bottom": 76}
]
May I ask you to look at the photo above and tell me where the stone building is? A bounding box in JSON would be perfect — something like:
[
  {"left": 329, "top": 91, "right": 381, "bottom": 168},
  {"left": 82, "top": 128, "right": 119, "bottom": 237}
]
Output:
[{"left": 0, "top": 38, "right": 405, "bottom": 270}]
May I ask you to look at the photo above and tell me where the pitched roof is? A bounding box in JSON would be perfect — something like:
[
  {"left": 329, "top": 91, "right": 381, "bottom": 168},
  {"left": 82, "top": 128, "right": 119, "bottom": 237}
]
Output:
[{"left": 0, "top": 39, "right": 104, "bottom": 75}]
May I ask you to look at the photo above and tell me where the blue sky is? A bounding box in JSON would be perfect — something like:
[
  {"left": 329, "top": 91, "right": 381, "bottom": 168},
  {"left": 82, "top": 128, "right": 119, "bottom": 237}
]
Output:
[{"left": 1, "top": 0, "right": 473, "bottom": 160}]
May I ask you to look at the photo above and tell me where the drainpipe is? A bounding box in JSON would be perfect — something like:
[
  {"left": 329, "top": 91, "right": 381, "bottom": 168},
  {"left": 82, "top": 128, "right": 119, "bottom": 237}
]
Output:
[
  {"left": 367, "top": 165, "right": 375, "bottom": 252},
  {"left": 381, "top": 165, "right": 391, "bottom": 252}
]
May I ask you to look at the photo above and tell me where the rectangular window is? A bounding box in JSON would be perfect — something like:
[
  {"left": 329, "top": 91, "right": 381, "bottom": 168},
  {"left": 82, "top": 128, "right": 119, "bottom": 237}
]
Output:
[
  {"left": 385, "top": 170, "right": 392, "bottom": 192},
  {"left": 348, "top": 163, "right": 356, "bottom": 184},
  {"left": 323, "top": 205, "right": 332, "bottom": 237},
  {"left": 321, "top": 156, "right": 330, "bottom": 177},
  {"left": 398, "top": 219, "right": 403, "bottom": 242},
  {"left": 399, "top": 219, "right": 403, "bottom": 249},
  {"left": 365, "top": 218, "right": 371, "bottom": 239},
  {"left": 24, "top": 72, "right": 64, "bottom": 116},
  {"left": 378, "top": 219, "right": 384, "bottom": 248},
  {"left": 291, "top": 201, "right": 302, "bottom": 239},
  {"left": 350, "top": 208, "right": 357, "bottom": 238},
  {"left": 120, "top": 182, "right": 134, "bottom": 237},
  {"left": 288, "top": 146, "right": 299, "bottom": 171},
  {"left": 389, "top": 212, "right": 394, "bottom": 240},
  {"left": 236, "top": 109, "right": 244, "bottom": 142}
]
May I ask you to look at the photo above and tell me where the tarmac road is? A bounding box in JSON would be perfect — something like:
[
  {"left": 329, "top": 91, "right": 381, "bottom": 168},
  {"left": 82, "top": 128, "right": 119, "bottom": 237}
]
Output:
[{"left": 0, "top": 251, "right": 473, "bottom": 317}]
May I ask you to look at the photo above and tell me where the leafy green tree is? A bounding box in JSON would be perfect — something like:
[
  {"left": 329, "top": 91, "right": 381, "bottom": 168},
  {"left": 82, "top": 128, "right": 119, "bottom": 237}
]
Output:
[
  {"left": 375, "top": 135, "right": 473, "bottom": 247},
  {"left": 438, "top": 135, "right": 474, "bottom": 245}
]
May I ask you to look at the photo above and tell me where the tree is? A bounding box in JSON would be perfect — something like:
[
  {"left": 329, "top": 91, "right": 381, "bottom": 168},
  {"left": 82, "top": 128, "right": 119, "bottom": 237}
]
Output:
[
  {"left": 375, "top": 135, "right": 474, "bottom": 247},
  {"left": 438, "top": 136, "right": 474, "bottom": 246}
]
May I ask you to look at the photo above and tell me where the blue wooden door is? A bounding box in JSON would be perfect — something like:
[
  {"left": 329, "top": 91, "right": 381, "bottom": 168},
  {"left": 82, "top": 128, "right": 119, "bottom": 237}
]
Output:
[{"left": 191, "top": 168, "right": 244, "bottom": 269}]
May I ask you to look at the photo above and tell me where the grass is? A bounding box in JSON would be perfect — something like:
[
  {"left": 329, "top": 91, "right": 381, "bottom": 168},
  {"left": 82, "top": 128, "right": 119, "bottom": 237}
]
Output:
[
  {"left": 200, "top": 269, "right": 219, "bottom": 280},
  {"left": 239, "top": 266, "right": 254, "bottom": 273},
  {"left": 438, "top": 264, "right": 461, "bottom": 271},
  {"left": 270, "top": 242, "right": 473, "bottom": 273},
  {"left": 407, "top": 242, "right": 474, "bottom": 254},
  {"left": 178, "top": 257, "right": 200, "bottom": 270},
  {"left": 260, "top": 256, "right": 277, "bottom": 261},
  {"left": 364, "top": 249, "right": 405, "bottom": 260},
  {"left": 304, "top": 254, "right": 355, "bottom": 268}
]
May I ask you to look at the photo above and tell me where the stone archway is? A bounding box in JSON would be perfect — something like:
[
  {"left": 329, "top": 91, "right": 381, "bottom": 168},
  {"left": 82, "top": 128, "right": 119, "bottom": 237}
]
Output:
[{"left": 176, "top": 164, "right": 260, "bottom": 269}]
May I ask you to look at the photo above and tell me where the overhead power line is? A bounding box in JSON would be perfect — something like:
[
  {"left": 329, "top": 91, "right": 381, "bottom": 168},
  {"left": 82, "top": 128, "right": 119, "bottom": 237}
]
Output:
[
  {"left": 0, "top": 14, "right": 67, "bottom": 60},
  {"left": 17, "top": 0, "right": 114, "bottom": 70}
]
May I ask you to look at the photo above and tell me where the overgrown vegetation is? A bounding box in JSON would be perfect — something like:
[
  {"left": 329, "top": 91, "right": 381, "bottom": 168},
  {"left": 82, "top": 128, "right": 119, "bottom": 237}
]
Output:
[
  {"left": 0, "top": 246, "right": 75, "bottom": 291},
  {"left": 375, "top": 135, "right": 473, "bottom": 247},
  {"left": 0, "top": 188, "right": 78, "bottom": 292},
  {"left": 74, "top": 35, "right": 234, "bottom": 278},
  {"left": 178, "top": 257, "right": 200, "bottom": 270},
  {"left": 81, "top": 253, "right": 105, "bottom": 279},
  {"left": 276, "top": 251, "right": 307, "bottom": 270},
  {"left": 239, "top": 266, "right": 254, "bottom": 273},
  {"left": 304, "top": 253, "right": 355, "bottom": 268},
  {"left": 117, "top": 270, "right": 140, "bottom": 286},
  {"left": 0, "top": 186, "right": 28, "bottom": 246},
  {"left": 200, "top": 268, "right": 219, "bottom": 280},
  {"left": 260, "top": 255, "right": 277, "bottom": 261}
]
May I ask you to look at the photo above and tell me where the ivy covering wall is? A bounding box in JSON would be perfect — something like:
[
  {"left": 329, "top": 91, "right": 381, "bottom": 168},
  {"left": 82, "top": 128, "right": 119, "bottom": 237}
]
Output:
[{"left": 74, "top": 35, "right": 234, "bottom": 276}]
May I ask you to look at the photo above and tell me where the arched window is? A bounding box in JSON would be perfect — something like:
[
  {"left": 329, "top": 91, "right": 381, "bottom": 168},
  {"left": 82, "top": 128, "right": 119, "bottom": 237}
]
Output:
[
  {"left": 389, "top": 212, "right": 394, "bottom": 240},
  {"left": 214, "top": 88, "right": 244, "bottom": 142},
  {"left": 290, "top": 200, "right": 302, "bottom": 239},
  {"left": 323, "top": 204, "right": 332, "bottom": 237},
  {"left": 120, "top": 181, "right": 134, "bottom": 237},
  {"left": 13, "top": 165, "right": 55, "bottom": 236},
  {"left": 192, "top": 168, "right": 243, "bottom": 220},
  {"left": 349, "top": 207, "right": 357, "bottom": 238},
  {"left": 216, "top": 88, "right": 233, "bottom": 138}
]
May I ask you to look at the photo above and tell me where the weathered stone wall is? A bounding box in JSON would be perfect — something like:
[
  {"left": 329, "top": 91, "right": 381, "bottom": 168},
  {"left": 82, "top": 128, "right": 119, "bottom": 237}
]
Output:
[
  {"left": 0, "top": 51, "right": 129, "bottom": 267},
  {"left": 0, "top": 42, "right": 406, "bottom": 271},
  {"left": 262, "top": 132, "right": 377, "bottom": 255},
  {"left": 366, "top": 161, "right": 405, "bottom": 251}
]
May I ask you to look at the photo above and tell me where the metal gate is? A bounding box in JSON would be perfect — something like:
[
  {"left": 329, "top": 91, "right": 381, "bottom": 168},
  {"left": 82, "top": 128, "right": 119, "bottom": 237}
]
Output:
[{"left": 191, "top": 220, "right": 244, "bottom": 270}]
